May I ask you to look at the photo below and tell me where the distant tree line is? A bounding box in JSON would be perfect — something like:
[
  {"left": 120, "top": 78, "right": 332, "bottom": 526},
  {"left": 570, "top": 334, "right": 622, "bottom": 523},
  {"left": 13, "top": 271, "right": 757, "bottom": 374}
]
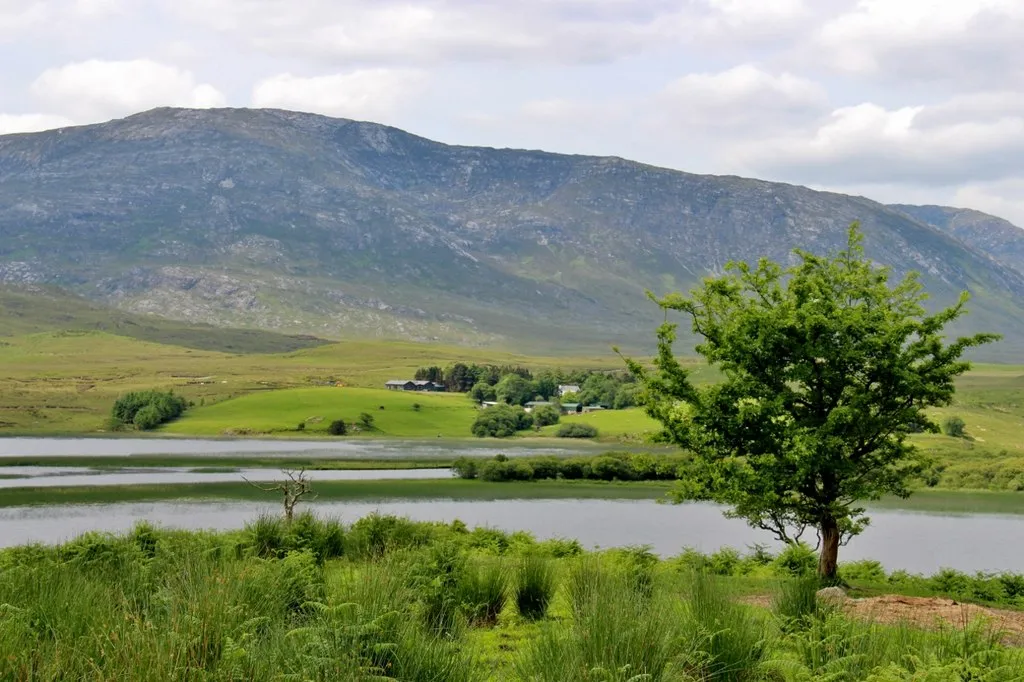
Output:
[
  {"left": 413, "top": 363, "right": 639, "bottom": 408},
  {"left": 452, "top": 452, "right": 688, "bottom": 482}
]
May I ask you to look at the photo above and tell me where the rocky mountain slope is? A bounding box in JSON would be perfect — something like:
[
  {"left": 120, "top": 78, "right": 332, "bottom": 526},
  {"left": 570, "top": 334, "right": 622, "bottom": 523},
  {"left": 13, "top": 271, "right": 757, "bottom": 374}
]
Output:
[
  {"left": 890, "top": 204, "right": 1024, "bottom": 277},
  {"left": 1, "top": 107, "right": 1023, "bottom": 356}
]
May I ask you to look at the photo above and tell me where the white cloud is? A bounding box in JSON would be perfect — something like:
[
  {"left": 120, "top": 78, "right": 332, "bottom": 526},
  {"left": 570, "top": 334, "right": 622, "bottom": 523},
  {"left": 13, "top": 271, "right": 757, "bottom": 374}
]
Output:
[
  {"left": 30, "top": 59, "right": 226, "bottom": 122},
  {"left": 0, "top": 113, "right": 74, "bottom": 134},
  {"left": 251, "top": 70, "right": 426, "bottom": 122},
  {"left": 168, "top": 0, "right": 818, "bottom": 65},
  {"left": 954, "top": 180, "right": 1024, "bottom": 227},
  {"left": 73, "top": 0, "right": 123, "bottom": 16},
  {"left": 817, "top": 0, "right": 1024, "bottom": 85},
  {"left": 0, "top": 1, "right": 48, "bottom": 39},
  {"left": 656, "top": 65, "right": 827, "bottom": 131},
  {"left": 734, "top": 91, "right": 1024, "bottom": 186}
]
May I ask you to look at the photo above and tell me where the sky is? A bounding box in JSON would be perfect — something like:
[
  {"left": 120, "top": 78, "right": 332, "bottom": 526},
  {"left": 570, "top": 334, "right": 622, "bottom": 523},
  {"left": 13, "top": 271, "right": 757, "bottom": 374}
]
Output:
[{"left": 2, "top": 0, "right": 1023, "bottom": 225}]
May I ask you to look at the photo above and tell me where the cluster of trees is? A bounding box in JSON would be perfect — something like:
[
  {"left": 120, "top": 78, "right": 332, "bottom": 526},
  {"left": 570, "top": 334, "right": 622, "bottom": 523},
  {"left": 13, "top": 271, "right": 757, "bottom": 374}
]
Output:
[
  {"left": 110, "top": 391, "right": 188, "bottom": 430},
  {"left": 471, "top": 403, "right": 566, "bottom": 438},
  {"left": 412, "top": 362, "right": 638, "bottom": 409},
  {"left": 453, "top": 452, "right": 689, "bottom": 482}
]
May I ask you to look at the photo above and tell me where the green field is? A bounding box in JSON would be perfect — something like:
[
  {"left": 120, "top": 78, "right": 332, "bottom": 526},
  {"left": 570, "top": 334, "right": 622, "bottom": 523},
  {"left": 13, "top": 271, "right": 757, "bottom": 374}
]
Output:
[
  {"left": 162, "top": 387, "right": 480, "bottom": 438},
  {"left": 0, "top": 330, "right": 624, "bottom": 434}
]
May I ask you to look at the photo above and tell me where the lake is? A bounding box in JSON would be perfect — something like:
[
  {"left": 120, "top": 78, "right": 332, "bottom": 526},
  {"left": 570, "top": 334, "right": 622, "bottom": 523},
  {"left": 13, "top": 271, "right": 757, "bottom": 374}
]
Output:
[
  {"left": 2, "top": 497, "right": 1022, "bottom": 575},
  {"left": 0, "top": 467, "right": 453, "bottom": 488},
  {"left": 0, "top": 437, "right": 618, "bottom": 459}
]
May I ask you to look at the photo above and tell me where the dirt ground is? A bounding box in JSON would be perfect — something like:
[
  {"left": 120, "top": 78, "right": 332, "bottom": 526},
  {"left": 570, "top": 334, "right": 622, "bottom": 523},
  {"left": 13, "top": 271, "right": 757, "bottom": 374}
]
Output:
[
  {"left": 745, "top": 593, "right": 1024, "bottom": 646},
  {"left": 847, "top": 594, "right": 1024, "bottom": 645}
]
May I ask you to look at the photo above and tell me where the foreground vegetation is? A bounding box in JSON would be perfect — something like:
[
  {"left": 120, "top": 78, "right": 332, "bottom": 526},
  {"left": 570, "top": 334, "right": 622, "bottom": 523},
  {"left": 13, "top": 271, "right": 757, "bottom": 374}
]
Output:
[{"left": 2, "top": 515, "right": 1023, "bottom": 681}]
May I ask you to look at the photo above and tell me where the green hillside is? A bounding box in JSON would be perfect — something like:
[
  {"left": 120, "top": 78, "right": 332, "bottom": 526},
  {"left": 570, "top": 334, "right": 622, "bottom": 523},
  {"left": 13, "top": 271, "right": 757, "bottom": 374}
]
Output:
[{"left": 162, "top": 387, "right": 478, "bottom": 437}]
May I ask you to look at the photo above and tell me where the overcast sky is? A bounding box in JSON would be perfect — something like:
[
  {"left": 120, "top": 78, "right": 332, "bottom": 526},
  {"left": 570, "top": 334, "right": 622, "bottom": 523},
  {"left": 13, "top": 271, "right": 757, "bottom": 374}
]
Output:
[{"left": 2, "top": 0, "right": 1023, "bottom": 224}]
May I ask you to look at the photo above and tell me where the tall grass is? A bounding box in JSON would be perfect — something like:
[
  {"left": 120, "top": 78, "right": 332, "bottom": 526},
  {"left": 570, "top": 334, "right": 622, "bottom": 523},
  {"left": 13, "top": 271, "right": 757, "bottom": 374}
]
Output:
[
  {"left": 1, "top": 515, "right": 1022, "bottom": 681},
  {"left": 519, "top": 560, "right": 688, "bottom": 681},
  {"left": 514, "top": 554, "right": 558, "bottom": 620},
  {"left": 679, "top": 573, "right": 770, "bottom": 682}
]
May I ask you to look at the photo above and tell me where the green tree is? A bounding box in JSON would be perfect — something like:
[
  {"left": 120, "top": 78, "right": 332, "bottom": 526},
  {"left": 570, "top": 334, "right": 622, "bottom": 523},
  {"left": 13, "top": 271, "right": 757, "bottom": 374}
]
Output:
[
  {"left": 472, "top": 404, "right": 534, "bottom": 438},
  {"left": 444, "top": 362, "right": 476, "bottom": 392},
  {"left": 495, "top": 374, "right": 534, "bottom": 406},
  {"left": 327, "top": 419, "right": 347, "bottom": 435},
  {"left": 578, "top": 374, "right": 621, "bottom": 407},
  {"left": 470, "top": 382, "right": 497, "bottom": 404},
  {"left": 415, "top": 366, "right": 444, "bottom": 383},
  {"left": 625, "top": 225, "right": 997, "bottom": 580},
  {"left": 531, "top": 404, "right": 561, "bottom": 427},
  {"left": 533, "top": 371, "right": 559, "bottom": 401},
  {"left": 358, "top": 412, "right": 376, "bottom": 430}
]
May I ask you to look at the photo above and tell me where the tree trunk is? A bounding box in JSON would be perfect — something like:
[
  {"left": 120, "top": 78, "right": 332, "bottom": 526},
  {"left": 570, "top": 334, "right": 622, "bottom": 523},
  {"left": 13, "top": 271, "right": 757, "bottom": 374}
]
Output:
[{"left": 818, "top": 516, "right": 840, "bottom": 581}]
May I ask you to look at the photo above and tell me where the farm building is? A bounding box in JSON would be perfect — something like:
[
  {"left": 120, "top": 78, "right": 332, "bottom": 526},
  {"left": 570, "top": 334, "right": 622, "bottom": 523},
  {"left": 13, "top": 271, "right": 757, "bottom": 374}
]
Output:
[
  {"left": 384, "top": 380, "right": 445, "bottom": 392},
  {"left": 557, "top": 384, "right": 581, "bottom": 396}
]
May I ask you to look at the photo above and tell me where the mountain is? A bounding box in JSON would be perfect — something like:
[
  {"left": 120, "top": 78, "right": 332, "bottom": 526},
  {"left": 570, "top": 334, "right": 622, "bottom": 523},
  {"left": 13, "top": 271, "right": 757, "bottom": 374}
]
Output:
[
  {"left": 1, "top": 107, "right": 1023, "bottom": 358},
  {"left": 889, "top": 204, "right": 1024, "bottom": 277},
  {"left": 0, "top": 284, "right": 329, "bottom": 353}
]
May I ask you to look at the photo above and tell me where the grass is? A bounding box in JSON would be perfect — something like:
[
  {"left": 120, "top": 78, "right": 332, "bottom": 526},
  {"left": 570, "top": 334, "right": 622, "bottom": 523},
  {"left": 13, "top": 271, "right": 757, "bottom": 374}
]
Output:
[
  {"left": 0, "top": 330, "right": 624, "bottom": 434},
  {"left": 2, "top": 517, "right": 1023, "bottom": 681},
  {"left": 0, "top": 285, "right": 330, "bottom": 353},
  {"left": 1, "top": 476, "right": 1022, "bottom": 515},
  {"left": 162, "top": 386, "right": 480, "bottom": 437},
  {"left": 0, "top": 478, "right": 674, "bottom": 508}
]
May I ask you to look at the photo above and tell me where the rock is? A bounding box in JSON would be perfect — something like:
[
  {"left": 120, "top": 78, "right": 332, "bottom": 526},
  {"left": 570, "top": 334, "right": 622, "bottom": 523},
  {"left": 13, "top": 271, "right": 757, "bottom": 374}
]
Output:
[{"left": 816, "top": 586, "right": 848, "bottom": 606}]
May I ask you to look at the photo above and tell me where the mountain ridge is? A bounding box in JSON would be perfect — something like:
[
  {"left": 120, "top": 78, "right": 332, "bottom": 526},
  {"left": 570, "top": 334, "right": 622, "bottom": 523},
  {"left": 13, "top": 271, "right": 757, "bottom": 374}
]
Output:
[{"left": 2, "top": 107, "right": 1023, "bottom": 358}]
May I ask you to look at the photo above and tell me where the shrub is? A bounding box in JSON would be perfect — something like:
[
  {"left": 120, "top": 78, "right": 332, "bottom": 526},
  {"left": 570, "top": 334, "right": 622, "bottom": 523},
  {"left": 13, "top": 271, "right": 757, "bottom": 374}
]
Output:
[
  {"left": 246, "top": 513, "right": 286, "bottom": 558},
  {"left": 472, "top": 404, "right": 534, "bottom": 438},
  {"left": 514, "top": 555, "right": 558, "bottom": 620},
  {"left": 111, "top": 390, "right": 187, "bottom": 430},
  {"left": 347, "top": 513, "right": 434, "bottom": 559},
  {"left": 773, "top": 542, "right": 818, "bottom": 577},
  {"left": 296, "top": 422, "right": 305, "bottom": 431},
  {"left": 327, "top": 419, "right": 347, "bottom": 435},
  {"left": 589, "top": 455, "right": 634, "bottom": 481},
  {"left": 412, "top": 402, "right": 421, "bottom": 411},
  {"left": 556, "top": 422, "right": 599, "bottom": 439},
  {"left": 451, "top": 456, "right": 479, "bottom": 479},
  {"left": 531, "top": 404, "right": 561, "bottom": 427},
  {"left": 411, "top": 541, "right": 470, "bottom": 633},
  {"left": 942, "top": 415, "right": 968, "bottom": 438},
  {"left": 478, "top": 459, "right": 535, "bottom": 482},
  {"left": 358, "top": 412, "right": 375, "bottom": 429}
]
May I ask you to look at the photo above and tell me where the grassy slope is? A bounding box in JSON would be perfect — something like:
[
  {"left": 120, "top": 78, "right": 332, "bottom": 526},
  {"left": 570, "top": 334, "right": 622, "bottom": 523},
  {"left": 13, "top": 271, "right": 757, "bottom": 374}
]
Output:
[
  {"left": 162, "top": 387, "right": 478, "bottom": 437},
  {"left": 0, "top": 286, "right": 329, "bottom": 354},
  {"left": 0, "top": 331, "right": 624, "bottom": 434}
]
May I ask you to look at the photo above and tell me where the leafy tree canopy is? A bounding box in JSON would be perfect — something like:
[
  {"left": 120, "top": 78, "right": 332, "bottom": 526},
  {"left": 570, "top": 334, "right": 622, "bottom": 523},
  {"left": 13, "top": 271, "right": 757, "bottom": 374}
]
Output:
[{"left": 625, "top": 225, "right": 998, "bottom": 579}]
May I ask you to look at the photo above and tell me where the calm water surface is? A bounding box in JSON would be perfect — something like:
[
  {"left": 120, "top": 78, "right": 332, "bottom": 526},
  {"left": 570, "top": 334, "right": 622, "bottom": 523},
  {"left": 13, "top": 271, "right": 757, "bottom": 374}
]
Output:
[
  {"left": 0, "top": 437, "right": 614, "bottom": 459},
  {"left": 0, "top": 467, "right": 452, "bottom": 488},
  {"left": 2, "top": 498, "right": 1022, "bottom": 575}
]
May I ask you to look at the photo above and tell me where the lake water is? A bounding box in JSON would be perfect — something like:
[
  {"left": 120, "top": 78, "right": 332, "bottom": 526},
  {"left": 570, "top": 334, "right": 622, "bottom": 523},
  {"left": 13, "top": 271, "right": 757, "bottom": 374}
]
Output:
[
  {"left": 0, "top": 467, "right": 453, "bottom": 488},
  {"left": 0, "top": 437, "right": 615, "bottom": 459},
  {"left": 2, "top": 498, "right": 1022, "bottom": 575}
]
